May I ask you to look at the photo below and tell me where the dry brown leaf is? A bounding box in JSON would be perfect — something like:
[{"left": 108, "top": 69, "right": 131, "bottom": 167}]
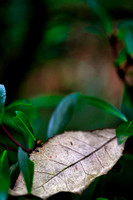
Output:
[{"left": 10, "top": 129, "right": 124, "bottom": 199}]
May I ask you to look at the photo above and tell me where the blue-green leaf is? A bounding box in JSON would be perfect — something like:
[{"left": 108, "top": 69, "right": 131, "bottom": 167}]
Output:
[
  {"left": 123, "top": 30, "right": 133, "bottom": 56},
  {"left": 116, "top": 121, "right": 133, "bottom": 144},
  {"left": 0, "top": 85, "right": 6, "bottom": 124},
  {"left": 117, "top": 20, "right": 133, "bottom": 56},
  {"left": 47, "top": 93, "right": 127, "bottom": 138},
  {"left": 87, "top": 0, "right": 112, "bottom": 34},
  {"left": 47, "top": 93, "right": 81, "bottom": 138},
  {"left": 13, "top": 111, "right": 36, "bottom": 149},
  {"left": 0, "top": 150, "right": 10, "bottom": 200},
  {"left": 18, "top": 147, "right": 34, "bottom": 194}
]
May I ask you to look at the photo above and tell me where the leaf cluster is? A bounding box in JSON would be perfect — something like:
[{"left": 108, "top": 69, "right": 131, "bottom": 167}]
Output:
[{"left": 0, "top": 83, "right": 132, "bottom": 200}]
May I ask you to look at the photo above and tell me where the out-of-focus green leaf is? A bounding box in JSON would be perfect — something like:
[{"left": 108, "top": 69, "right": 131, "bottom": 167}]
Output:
[
  {"left": 18, "top": 147, "right": 34, "bottom": 194},
  {"left": 31, "top": 95, "right": 64, "bottom": 109},
  {"left": 45, "top": 25, "right": 70, "bottom": 46},
  {"left": 47, "top": 93, "right": 80, "bottom": 138},
  {"left": 118, "top": 20, "right": 133, "bottom": 56},
  {"left": 114, "top": 49, "right": 126, "bottom": 68},
  {"left": 13, "top": 111, "right": 36, "bottom": 149},
  {"left": 96, "top": 198, "right": 109, "bottom": 200},
  {"left": 6, "top": 99, "right": 31, "bottom": 110},
  {"left": 0, "top": 150, "right": 10, "bottom": 200},
  {"left": 86, "top": 25, "right": 104, "bottom": 36},
  {"left": 116, "top": 121, "right": 133, "bottom": 144},
  {"left": 121, "top": 86, "right": 133, "bottom": 121},
  {"left": 82, "top": 96, "right": 127, "bottom": 122},
  {"left": 123, "top": 30, "right": 133, "bottom": 56},
  {"left": 0, "top": 85, "right": 6, "bottom": 124},
  {"left": 47, "top": 93, "right": 127, "bottom": 138},
  {"left": 87, "top": 0, "right": 112, "bottom": 34}
]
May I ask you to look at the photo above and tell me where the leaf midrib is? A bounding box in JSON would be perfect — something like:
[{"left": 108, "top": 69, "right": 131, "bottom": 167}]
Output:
[{"left": 38, "top": 135, "right": 116, "bottom": 186}]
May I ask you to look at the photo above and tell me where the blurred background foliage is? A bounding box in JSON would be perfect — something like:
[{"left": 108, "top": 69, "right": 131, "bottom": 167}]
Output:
[{"left": 1, "top": 0, "right": 133, "bottom": 131}]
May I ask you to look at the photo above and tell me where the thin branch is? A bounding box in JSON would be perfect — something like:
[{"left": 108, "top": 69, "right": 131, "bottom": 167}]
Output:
[
  {"left": 0, "top": 142, "right": 17, "bottom": 152},
  {"left": 1, "top": 124, "right": 32, "bottom": 154}
]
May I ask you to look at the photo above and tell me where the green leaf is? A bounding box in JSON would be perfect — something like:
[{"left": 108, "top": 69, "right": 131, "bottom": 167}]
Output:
[
  {"left": 123, "top": 30, "right": 133, "bottom": 56},
  {"left": 13, "top": 111, "right": 36, "bottom": 149},
  {"left": 31, "top": 95, "right": 63, "bottom": 109},
  {"left": 0, "top": 150, "right": 10, "bottom": 200},
  {"left": 82, "top": 96, "right": 127, "bottom": 122},
  {"left": 47, "top": 93, "right": 127, "bottom": 138},
  {"left": 87, "top": 0, "right": 112, "bottom": 34},
  {"left": 47, "top": 93, "right": 81, "bottom": 138},
  {"left": 117, "top": 20, "right": 133, "bottom": 56},
  {"left": 96, "top": 198, "right": 109, "bottom": 200},
  {"left": 4, "top": 99, "right": 41, "bottom": 140},
  {"left": 114, "top": 49, "right": 127, "bottom": 68},
  {"left": 86, "top": 24, "right": 104, "bottom": 36},
  {"left": 121, "top": 85, "right": 133, "bottom": 121},
  {"left": 0, "top": 85, "right": 6, "bottom": 124},
  {"left": 18, "top": 147, "right": 34, "bottom": 194},
  {"left": 116, "top": 121, "right": 133, "bottom": 144}
]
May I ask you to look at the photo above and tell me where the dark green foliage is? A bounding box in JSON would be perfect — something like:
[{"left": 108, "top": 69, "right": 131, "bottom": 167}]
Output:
[
  {"left": 118, "top": 20, "right": 133, "bottom": 56},
  {"left": 0, "top": 150, "right": 10, "bottom": 200},
  {"left": 18, "top": 148, "right": 34, "bottom": 194},
  {"left": 87, "top": 0, "right": 112, "bottom": 34},
  {"left": 116, "top": 121, "right": 133, "bottom": 144},
  {"left": 13, "top": 111, "right": 36, "bottom": 149}
]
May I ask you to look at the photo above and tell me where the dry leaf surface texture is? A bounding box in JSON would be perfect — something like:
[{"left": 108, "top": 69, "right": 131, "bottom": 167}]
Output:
[{"left": 10, "top": 129, "right": 124, "bottom": 199}]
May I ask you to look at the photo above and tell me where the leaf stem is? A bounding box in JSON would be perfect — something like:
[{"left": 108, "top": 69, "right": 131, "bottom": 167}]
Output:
[
  {"left": 1, "top": 124, "right": 32, "bottom": 154},
  {"left": 0, "top": 142, "right": 17, "bottom": 152}
]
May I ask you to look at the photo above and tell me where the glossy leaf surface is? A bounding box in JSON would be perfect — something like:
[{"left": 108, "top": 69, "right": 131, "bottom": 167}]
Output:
[
  {"left": 0, "top": 150, "right": 10, "bottom": 200},
  {"left": 18, "top": 147, "right": 34, "bottom": 194}
]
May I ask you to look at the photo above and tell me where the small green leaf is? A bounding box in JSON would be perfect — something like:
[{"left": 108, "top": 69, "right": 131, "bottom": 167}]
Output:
[
  {"left": 116, "top": 121, "right": 133, "bottom": 144},
  {"left": 18, "top": 147, "right": 34, "bottom": 194},
  {"left": 47, "top": 93, "right": 81, "bottom": 138},
  {"left": 82, "top": 96, "right": 127, "bottom": 122},
  {"left": 114, "top": 49, "right": 127, "bottom": 68},
  {"left": 96, "top": 198, "right": 109, "bottom": 200},
  {"left": 4, "top": 99, "right": 41, "bottom": 140},
  {"left": 0, "top": 85, "right": 6, "bottom": 124},
  {"left": 0, "top": 150, "right": 10, "bottom": 200},
  {"left": 13, "top": 111, "right": 36, "bottom": 149}
]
